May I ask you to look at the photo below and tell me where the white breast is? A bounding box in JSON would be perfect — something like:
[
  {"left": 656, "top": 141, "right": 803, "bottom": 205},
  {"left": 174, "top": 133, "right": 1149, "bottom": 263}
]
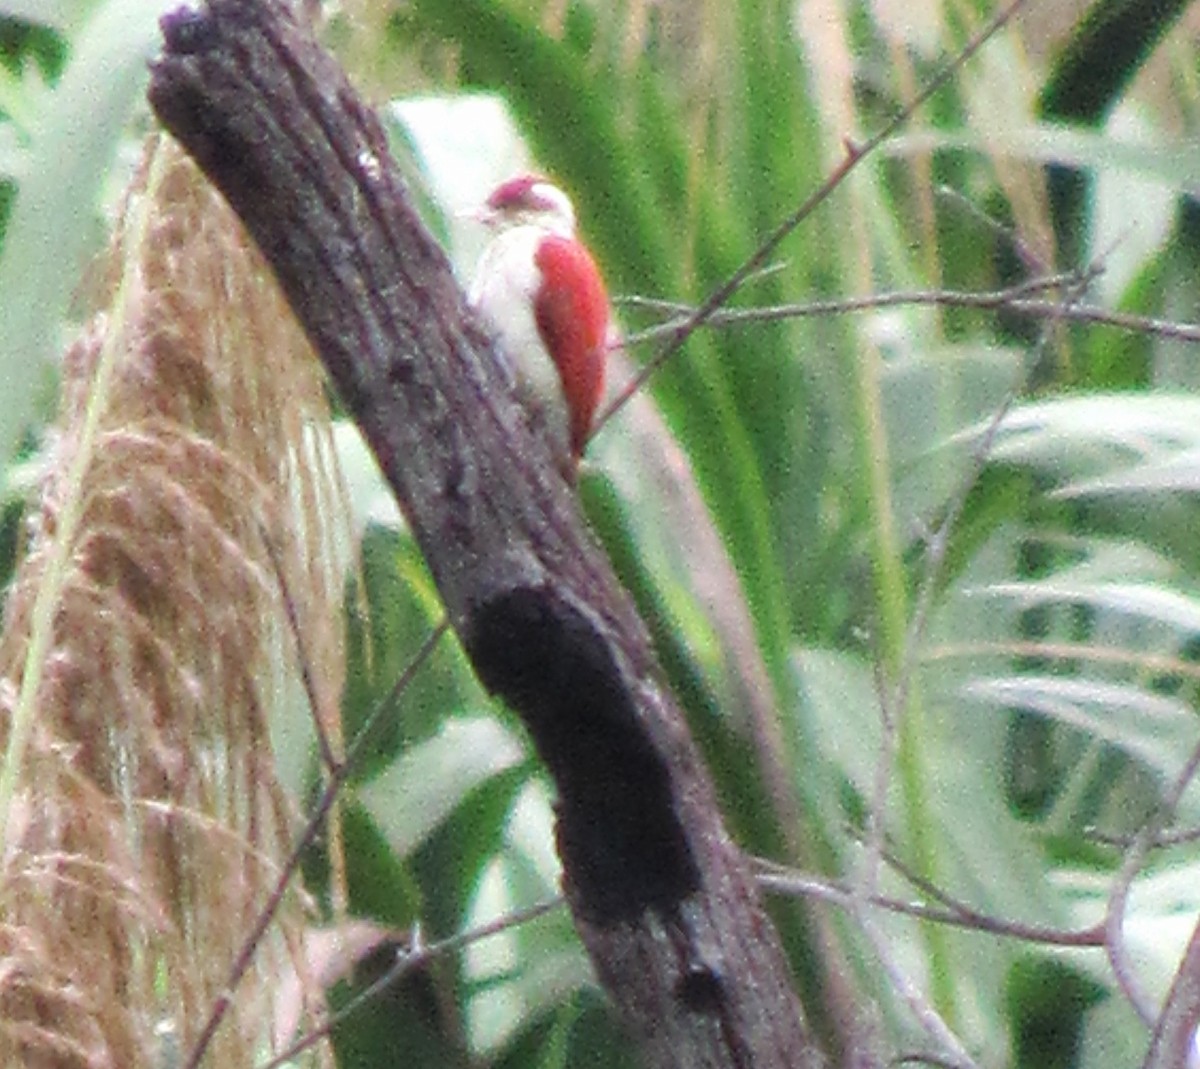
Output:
[{"left": 469, "top": 225, "right": 570, "bottom": 452}]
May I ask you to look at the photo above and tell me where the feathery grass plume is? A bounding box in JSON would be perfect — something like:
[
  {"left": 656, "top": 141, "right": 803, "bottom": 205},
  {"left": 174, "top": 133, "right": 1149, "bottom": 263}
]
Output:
[{"left": 0, "top": 135, "right": 348, "bottom": 1068}]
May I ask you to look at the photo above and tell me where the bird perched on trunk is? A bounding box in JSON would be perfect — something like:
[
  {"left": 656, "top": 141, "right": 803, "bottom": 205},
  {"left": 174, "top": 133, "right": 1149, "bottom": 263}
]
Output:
[{"left": 468, "top": 175, "right": 610, "bottom": 482}]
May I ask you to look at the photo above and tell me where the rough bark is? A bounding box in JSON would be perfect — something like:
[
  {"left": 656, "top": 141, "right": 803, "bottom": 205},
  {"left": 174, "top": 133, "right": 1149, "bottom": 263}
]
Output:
[{"left": 147, "top": 3, "right": 823, "bottom": 1066}]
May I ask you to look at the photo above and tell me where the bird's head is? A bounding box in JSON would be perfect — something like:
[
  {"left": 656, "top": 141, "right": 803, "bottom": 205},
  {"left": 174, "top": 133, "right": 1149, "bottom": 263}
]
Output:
[{"left": 476, "top": 175, "right": 577, "bottom": 238}]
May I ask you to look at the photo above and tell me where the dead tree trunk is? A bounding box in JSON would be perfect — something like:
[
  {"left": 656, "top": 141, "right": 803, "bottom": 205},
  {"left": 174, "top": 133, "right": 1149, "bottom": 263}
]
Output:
[{"left": 148, "top": 4, "right": 823, "bottom": 1066}]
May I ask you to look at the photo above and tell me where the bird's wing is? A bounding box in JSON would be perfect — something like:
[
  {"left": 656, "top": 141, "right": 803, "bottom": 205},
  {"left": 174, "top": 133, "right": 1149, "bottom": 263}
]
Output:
[{"left": 533, "top": 235, "right": 610, "bottom": 457}]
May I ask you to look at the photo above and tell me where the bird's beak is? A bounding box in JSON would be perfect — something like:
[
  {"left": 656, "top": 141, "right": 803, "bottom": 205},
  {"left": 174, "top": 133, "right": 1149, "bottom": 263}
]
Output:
[{"left": 458, "top": 204, "right": 497, "bottom": 229}]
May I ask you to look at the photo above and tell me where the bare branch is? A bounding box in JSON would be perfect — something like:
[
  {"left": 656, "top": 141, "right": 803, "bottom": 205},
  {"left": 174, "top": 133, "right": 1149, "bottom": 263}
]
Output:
[
  {"left": 755, "top": 863, "right": 1104, "bottom": 948},
  {"left": 618, "top": 270, "right": 1200, "bottom": 350},
  {"left": 618, "top": 268, "right": 1089, "bottom": 326},
  {"left": 1106, "top": 734, "right": 1200, "bottom": 1028},
  {"left": 259, "top": 897, "right": 564, "bottom": 1069}
]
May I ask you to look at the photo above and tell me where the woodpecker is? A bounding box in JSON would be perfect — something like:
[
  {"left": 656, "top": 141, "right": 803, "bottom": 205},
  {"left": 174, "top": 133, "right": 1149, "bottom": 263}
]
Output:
[{"left": 468, "top": 175, "right": 610, "bottom": 480}]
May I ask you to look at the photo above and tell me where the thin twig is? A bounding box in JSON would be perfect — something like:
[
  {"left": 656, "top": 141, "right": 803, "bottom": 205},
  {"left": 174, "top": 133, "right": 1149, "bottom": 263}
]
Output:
[
  {"left": 861, "top": 643, "right": 897, "bottom": 902},
  {"left": 861, "top": 912, "right": 980, "bottom": 1069},
  {"left": 620, "top": 288, "right": 1200, "bottom": 346},
  {"left": 257, "top": 896, "right": 564, "bottom": 1069},
  {"left": 592, "top": 0, "right": 1033, "bottom": 439},
  {"left": 934, "top": 185, "right": 1051, "bottom": 276},
  {"left": 789, "top": 821, "right": 983, "bottom": 1066},
  {"left": 855, "top": 388, "right": 1015, "bottom": 902},
  {"left": 262, "top": 531, "right": 339, "bottom": 773},
  {"left": 841, "top": 255, "right": 1095, "bottom": 1066},
  {"left": 1089, "top": 824, "right": 1200, "bottom": 850},
  {"left": 754, "top": 863, "right": 1104, "bottom": 948},
  {"left": 999, "top": 300, "right": 1200, "bottom": 342},
  {"left": 616, "top": 267, "right": 1200, "bottom": 350},
  {"left": 618, "top": 267, "right": 1088, "bottom": 324},
  {"left": 868, "top": 257, "right": 1094, "bottom": 825},
  {"left": 869, "top": 835, "right": 1105, "bottom": 949},
  {"left": 1105, "top": 731, "right": 1200, "bottom": 1027},
  {"left": 182, "top": 620, "right": 450, "bottom": 1069}
]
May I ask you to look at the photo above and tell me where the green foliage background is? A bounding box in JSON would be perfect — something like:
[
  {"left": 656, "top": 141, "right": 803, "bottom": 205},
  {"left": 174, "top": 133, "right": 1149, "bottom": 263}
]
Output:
[{"left": 3, "top": 0, "right": 1200, "bottom": 1065}]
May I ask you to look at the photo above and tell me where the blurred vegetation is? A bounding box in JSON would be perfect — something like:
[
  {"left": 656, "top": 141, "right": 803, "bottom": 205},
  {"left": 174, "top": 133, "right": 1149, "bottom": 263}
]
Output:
[{"left": 3, "top": 0, "right": 1200, "bottom": 1066}]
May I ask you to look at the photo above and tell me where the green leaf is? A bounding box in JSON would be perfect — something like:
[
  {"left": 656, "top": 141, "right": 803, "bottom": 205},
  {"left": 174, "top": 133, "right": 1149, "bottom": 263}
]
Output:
[
  {"left": 1038, "top": 0, "right": 1192, "bottom": 123},
  {"left": 358, "top": 715, "right": 526, "bottom": 860},
  {"left": 342, "top": 525, "right": 483, "bottom": 778},
  {"left": 0, "top": 1, "right": 78, "bottom": 30},
  {"left": 964, "top": 674, "right": 1199, "bottom": 779},
  {"left": 886, "top": 124, "right": 1200, "bottom": 191},
  {"left": 0, "top": 0, "right": 173, "bottom": 469}
]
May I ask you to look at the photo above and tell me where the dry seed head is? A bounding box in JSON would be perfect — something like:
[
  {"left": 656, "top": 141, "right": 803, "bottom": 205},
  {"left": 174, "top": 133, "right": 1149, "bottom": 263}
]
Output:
[{"left": 0, "top": 137, "right": 347, "bottom": 1068}]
